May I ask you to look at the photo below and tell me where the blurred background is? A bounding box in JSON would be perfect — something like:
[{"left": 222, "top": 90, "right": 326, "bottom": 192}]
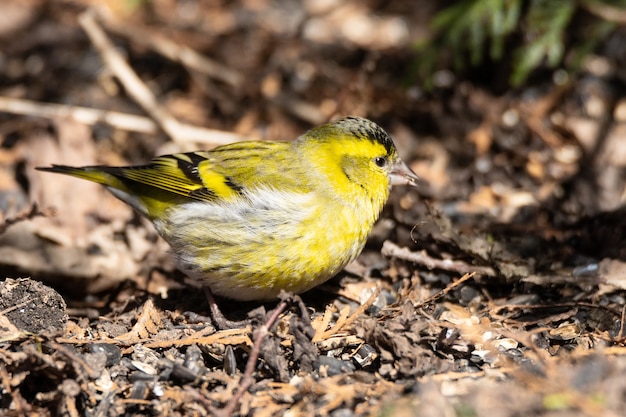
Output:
[{"left": 2, "top": 1, "right": 626, "bottom": 416}]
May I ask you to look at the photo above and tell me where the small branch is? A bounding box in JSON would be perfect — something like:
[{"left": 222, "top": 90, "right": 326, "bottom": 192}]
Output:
[
  {"left": 218, "top": 300, "right": 288, "bottom": 417},
  {"left": 313, "top": 286, "right": 380, "bottom": 342},
  {"left": 270, "top": 93, "right": 327, "bottom": 125},
  {"left": 618, "top": 304, "right": 626, "bottom": 341},
  {"left": 0, "top": 204, "right": 45, "bottom": 234},
  {"left": 583, "top": 1, "right": 626, "bottom": 24},
  {"left": 99, "top": 14, "right": 244, "bottom": 88},
  {"left": 78, "top": 10, "right": 183, "bottom": 144},
  {"left": 0, "top": 96, "right": 248, "bottom": 146},
  {"left": 413, "top": 272, "right": 476, "bottom": 308},
  {"left": 0, "top": 363, "right": 26, "bottom": 414},
  {"left": 382, "top": 240, "right": 496, "bottom": 276}
]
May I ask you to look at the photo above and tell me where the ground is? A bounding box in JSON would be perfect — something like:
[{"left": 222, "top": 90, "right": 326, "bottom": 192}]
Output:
[{"left": 1, "top": 1, "right": 626, "bottom": 416}]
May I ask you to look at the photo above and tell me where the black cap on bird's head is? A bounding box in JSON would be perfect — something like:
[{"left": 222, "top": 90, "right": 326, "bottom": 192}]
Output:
[{"left": 332, "top": 116, "right": 396, "bottom": 156}]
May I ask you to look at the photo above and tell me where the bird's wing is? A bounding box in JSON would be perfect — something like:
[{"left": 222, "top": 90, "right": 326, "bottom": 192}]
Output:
[{"left": 115, "top": 141, "right": 297, "bottom": 203}]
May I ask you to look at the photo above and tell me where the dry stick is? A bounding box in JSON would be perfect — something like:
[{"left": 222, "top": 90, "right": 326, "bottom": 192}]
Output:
[
  {"left": 99, "top": 16, "right": 244, "bottom": 88},
  {"left": 583, "top": 1, "right": 626, "bottom": 24},
  {"left": 517, "top": 82, "right": 571, "bottom": 148},
  {"left": 95, "top": 9, "right": 327, "bottom": 127},
  {"left": 0, "top": 96, "right": 248, "bottom": 146},
  {"left": 413, "top": 272, "right": 476, "bottom": 308},
  {"left": 0, "top": 204, "right": 45, "bottom": 234},
  {"left": 49, "top": 341, "right": 102, "bottom": 380},
  {"left": 313, "top": 286, "right": 381, "bottom": 342},
  {"left": 78, "top": 10, "right": 184, "bottom": 144},
  {"left": 489, "top": 302, "right": 622, "bottom": 320},
  {"left": 618, "top": 304, "right": 626, "bottom": 340},
  {"left": 382, "top": 240, "right": 496, "bottom": 276},
  {"left": 218, "top": 300, "right": 288, "bottom": 417},
  {"left": 269, "top": 93, "right": 327, "bottom": 125},
  {"left": 0, "top": 363, "right": 26, "bottom": 414},
  {"left": 0, "top": 297, "right": 34, "bottom": 316}
]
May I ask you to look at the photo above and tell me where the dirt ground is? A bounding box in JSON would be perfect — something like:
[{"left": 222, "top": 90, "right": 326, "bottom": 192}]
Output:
[{"left": 1, "top": 1, "right": 626, "bottom": 416}]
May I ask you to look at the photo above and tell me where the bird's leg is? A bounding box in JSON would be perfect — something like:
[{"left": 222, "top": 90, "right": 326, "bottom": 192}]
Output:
[
  {"left": 182, "top": 287, "right": 251, "bottom": 329},
  {"left": 203, "top": 286, "right": 252, "bottom": 329}
]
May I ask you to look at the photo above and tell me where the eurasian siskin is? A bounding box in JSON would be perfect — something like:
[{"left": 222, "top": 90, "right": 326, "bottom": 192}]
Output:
[{"left": 38, "top": 116, "right": 417, "bottom": 301}]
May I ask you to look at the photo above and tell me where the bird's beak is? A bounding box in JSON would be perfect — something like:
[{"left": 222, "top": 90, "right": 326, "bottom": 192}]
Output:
[{"left": 389, "top": 158, "right": 419, "bottom": 187}]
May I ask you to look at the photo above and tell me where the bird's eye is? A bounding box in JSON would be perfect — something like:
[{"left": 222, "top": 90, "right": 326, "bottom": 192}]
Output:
[{"left": 374, "top": 157, "right": 387, "bottom": 167}]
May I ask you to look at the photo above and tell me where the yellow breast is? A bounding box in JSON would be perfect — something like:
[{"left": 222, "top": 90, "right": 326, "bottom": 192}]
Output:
[{"left": 155, "top": 185, "right": 381, "bottom": 301}]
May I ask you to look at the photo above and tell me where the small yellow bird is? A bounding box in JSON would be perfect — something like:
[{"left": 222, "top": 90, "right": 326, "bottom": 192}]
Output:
[{"left": 38, "top": 116, "right": 417, "bottom": 301}]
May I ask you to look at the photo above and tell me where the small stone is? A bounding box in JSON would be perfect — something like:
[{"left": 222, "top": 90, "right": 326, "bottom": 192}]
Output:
[
  {"left": 0, "top": 278, "right": 67, "bottom": 334},
  {"left": 314, "top": 356, "right": 355, "bottom": 377}
]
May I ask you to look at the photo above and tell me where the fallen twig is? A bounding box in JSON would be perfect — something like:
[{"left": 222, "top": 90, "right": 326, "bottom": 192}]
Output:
[
  {"left": 413, "top": 272, "right": 476, "bottom": 308},
  {"left": 219, "top": 299, "right": 289, "bottom": 417},
  {"left": 78, "top": 10, "right": 185, "bottom": 145},
  {"left": 312, "top": 286, "right": 381, "bottom": 342},
  {"left": 0, "top": 363, "right": 26, "bottom": 414},
  {"left": 0, "top": 96, "right": 249, "bottom": 146},
  {"left": 0, "top": 204, "right": 45, "bottom": 235},
  {"left": 99, "top": 14, "right": 244, "bottom": 88},
  {"left": 382, "top": 240, "right": 496, "bottom": 276}
]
